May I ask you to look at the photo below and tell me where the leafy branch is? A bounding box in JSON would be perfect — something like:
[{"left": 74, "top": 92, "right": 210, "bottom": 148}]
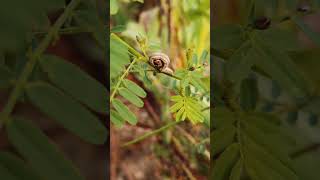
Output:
[
  {"left": 0, "top": 0, "right": 111, "bottom": 179},
  {"left": 34, "top": 25, "right": 109, "bottom": 36},
  {"left": 122, "top": 121, "right": 180, "bottom": 147},
  {"left": 110, "top": 58, "right": 138, "bottom": 103},
  {"left": 122, "top": 107, "right": 209, "bottom": 147},
  {"left": 211, "top": 0, "right": 320, "bottom": 179},
  {"left": 110, "top": 33, "right": 209, "bottom": 127},
  {"left": 0, "top": 0, "right": 81, "bottom": 126}
]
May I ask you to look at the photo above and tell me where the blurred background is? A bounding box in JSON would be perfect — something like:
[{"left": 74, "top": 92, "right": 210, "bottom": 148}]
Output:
[
  {"left": 213, "top": 1, "right": 320, "bottom": 179},
  {"left": 110, "top": 0, "right": 210, "bottom": 179},
  {"left": 0, "top": 0, "right": 108, "bottom": 179}
]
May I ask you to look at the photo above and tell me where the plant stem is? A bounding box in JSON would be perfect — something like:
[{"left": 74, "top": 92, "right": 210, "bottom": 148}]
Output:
[
  {"left": 34, "top": 27, "right": 89, "bottom": 36},
  {"left": 122, "top": 107, "right": 210, "bottom": 147},
  {"left": 176, "top": 126, "right": 210, "bottom": 161},
  {"left": 111, "top": 33, "right": 144, "bottom": 59},
  {"left": 121, "top": 120, "right": 181, "bottom": 147},
  {"left": 182, "top": 163, "right": 197, "bottom": 180},
  {"left": 34, "top": 25, "right": 109, "bottom": 36},
  {"left": 0, "top": 0, "right": 80, "bottom": 124},
  {"left": 110, "top": 58, "right": 137, "bottom": 103}
]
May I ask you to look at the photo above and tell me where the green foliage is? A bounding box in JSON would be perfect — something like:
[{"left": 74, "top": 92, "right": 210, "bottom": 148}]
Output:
[
  {"left": 112, "top": 99, "right": 137, "bottom": 125},
  {"left": 74, "top": 3, "right": 106, "bottom": 50},
  {"left": 40, "top": 55, "right": 108, "bottom": 114},
  {"left": 0, "top": 0, "right": 65, "bottom": 53},
  {"left": 7, "top": 119, "right": 84, "bottom": 180},
  {"left": 0, "top": 0, "right": 107, "bottom": 179},
  {"left": 240, "top": 77, "right": 258, "bottom": 111},
  {"left": 123, "top": 79, "right": 147, "bottom": 98},
  {"left": 110, "top": 0, "right": 118, "bottom": 15},
  {"left": 119, "top": 88, "right": 144, "bottom": 107},
  {"left": 212, "top": 0, "right": 320, "bottom": 179},
  {"left": 170, "top": 95, "right": 204, "bottom": 124},
  {"left": 215, "top": 24, "right": 310, "bottom": 97},
  {"left": 26, "top": 82, "right": 107, "bottom": 144},
  {"left": 110, "top": 34, "right": 147, "bottom": 127},
  {"left": 212, "top": 24, "right": 245, "bottom": 51},
  {"left": 110, "top": 0, "right": 144, "bottom": 15},
  {"left": 111, "top": 0, "right": 210, "bottom": 177},
  {"left": 110, "top": 34, "right": 208, "bottom": 127},
  {"left": 110, "top": 18, "right": 209, "bottom": 165},
  {"left": 110, "top": 34, "right": 130, "bottom": 79},
  {"left": 211, "top": 143, "right": 240, "bottom": 180},
  {"left": 0, "top": 151, "right": 42, "bottom": 180},
  {"left": 211, "top": 112, "right": 298, "bottom": 180}
]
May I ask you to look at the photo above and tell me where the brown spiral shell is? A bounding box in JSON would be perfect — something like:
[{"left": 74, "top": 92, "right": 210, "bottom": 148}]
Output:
[{"left": 149, "top": 52, "right": 173, "bottom": 74}]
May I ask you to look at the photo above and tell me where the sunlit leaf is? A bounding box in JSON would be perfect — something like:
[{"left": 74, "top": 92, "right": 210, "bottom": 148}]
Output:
[
  {"left": 112, "top": 99, "right": 137, "bottom": 125},
  {"left": 119, "top": 88, "right": 144, "bottom": 107},
  {"left": 110, "top": 0, "right": 118, "bottom": 15},
  {"left": 170, "top": 95, "right": 204, "bottom": 124},
  {"left": 123, "top": 79, "right": 147, "bottom": 98},
  {"left": 110, "top": 110, "right": 125, "bottom": 128},
  {"left": 110, "top": 34, "right": 130, "bottom": 78}
]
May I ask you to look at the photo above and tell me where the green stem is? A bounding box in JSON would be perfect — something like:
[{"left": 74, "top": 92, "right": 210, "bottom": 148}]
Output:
[
  {"left": 122, "top": 120, "right": 181, "bottom": 147},
  {"left": 34, "top": 26, "right": 97, "bottom": 36},
  {"left": 110, "top": 58, "right": 137, "bottom": 103},
  {"left": 0, "top": 0, "right": 80, "bottom": 124},
  {"left": 34, "top": 24, "right": 114, "bottom": 36},
  {"left": 121, "top": 106, "right": 210, "bottom": 147},
  {"left": 111, "top": 33, "right": 144, "bottom": 59}
]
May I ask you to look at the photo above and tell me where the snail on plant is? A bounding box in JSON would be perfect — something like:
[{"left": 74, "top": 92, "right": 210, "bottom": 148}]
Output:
[{"left": 149, "top": 52, "right": 173, "bottom": 75}]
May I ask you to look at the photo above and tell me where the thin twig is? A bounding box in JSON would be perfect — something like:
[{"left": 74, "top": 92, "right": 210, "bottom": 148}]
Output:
[
  {"left": 34, "top": 25, "right": 109, "bottom": 36},
  {"left": 172, "top": 136, "right": 197, "bottom": 180},
  {"left": 181, "top": 164, "right": 197, "bottom": 180},
  {"left": 291, "top": 143, "right": 320, "bottom": 158},
  {"left": 175, "top": 126, "right": 210, "bottom": 161},
  {"left": 121, "top": 121, "right": 181, "bottom": 147},
  {"left": 121, "top": 107, "right": 210, "bottom": 147}
]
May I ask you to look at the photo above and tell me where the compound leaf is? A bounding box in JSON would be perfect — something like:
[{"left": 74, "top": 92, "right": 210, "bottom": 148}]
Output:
[
  {"left": 26, "top": 82, "right": 107, "bottom": 144},
  {"left": 112, "top": 99, "right": 137, "bottom": 125},
  {"left": 41, "top": 55, "right": 108, "bottom": 114},
  {"left": 7, "top": 119, "right": 84, "bottom": 180}
]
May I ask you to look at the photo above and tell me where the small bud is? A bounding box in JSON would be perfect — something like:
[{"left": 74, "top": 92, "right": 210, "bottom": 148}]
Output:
[
  {"left": 136, "top": 35, "right": 142, "bottom": 42},
  {"left": 136, "top": 35, "right": 146, "bottom": 47},
  {"left": 254, "top": 17, "right": 271, "bottom": 30},
  {"left": 189, "top": 67, "right": 195, "bottom": 71},
  {"left": 186, "top": 48, "right": 194, "bottom": 64}
]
